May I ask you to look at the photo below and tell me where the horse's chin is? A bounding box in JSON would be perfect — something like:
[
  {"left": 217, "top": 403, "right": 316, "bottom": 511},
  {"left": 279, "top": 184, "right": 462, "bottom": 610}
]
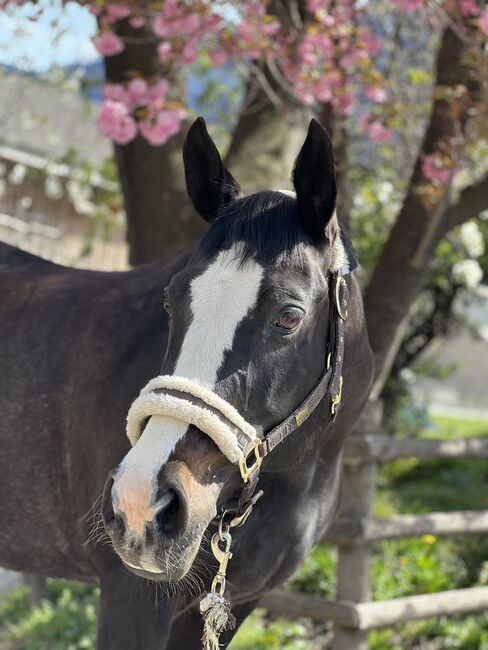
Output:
[{"left": 119, "top": 536, "right": 201, "bottom": 583}]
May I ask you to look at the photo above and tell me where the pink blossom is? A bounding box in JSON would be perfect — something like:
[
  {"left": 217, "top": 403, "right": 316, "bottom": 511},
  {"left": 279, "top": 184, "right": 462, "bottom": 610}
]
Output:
[
  {"left": 88, "top": 4, "right": 102, "bottom": 16},
  {"left": 262, "top": 20, "right": 280, "bottom": 36},
  {"left": 181, "top": 40, "right": 199, "bottom": 65},
  {"left": 92, "top": 31, "right": 125, "bottom": 57},
  {"left": 153, "top": 12, "right": 202, "bottom": 39},
  {"left": 104, "top": 83, "right": 128, "bottom": 104},
  {"left": 365, "top": 86, "right": 387, "bottom": 103},
  {"left": 158, "top": 42, "right": 172, "bottom": 63},
  {"left": 106, "top": 3, "right": 131, "bottom": 23},
  {"left": 460, "top": 0, "right": 480, "bottom": 16},
  {"left": 479, "top": 10, "right": 488, "bottom": 36},
  {"left": 237, "top": 18, "right": 260, "bottom": 43},
  {"left": 422, "top": 154, "right": 450, "bottom": 185},
  {"left": 360, "top": 29, "right": 383, "bottom": 56},
  {"left": 307, "top": 0, "right": 331, "bottom": 12},
  {"left": 367, "top": 121, "right": 393, "bottom": 142},
  {"left": 97, "top": 100, "right": 137, "bottom": 145},
  {"left": 139, "top": 109, "right": 185, "bottom": 146},
  {"left": 393, "top": 0, "right": 423, "bottom": 11},
  {"left": 301, "top": 50, "right": 319, "bottom": 66},
  {"left": 333, "top": 90, "right": 355, "bottom": 116},
  {"left": 209, "top": 50, "right": 229, "bottom": 66},
  {"left": 153, "top": 15, "right": 171, "bottom": 39},
  {"left": 147, "top": 79, "right": 170, "bottom": 103},
  {"left": 129, "top": 16, "right": 146, "bottom": 29},
  {"left": 295, "top": 86, "right": 315, "bottom": 105},
  {"left": 361, "top": 115, "right": 393, "bottom": 142},
  {"left": 312, "top": 78, "right": 333, "bottom": 102},
  {"left": 127, "top": 78, "right": 149, "bottom": 107}
]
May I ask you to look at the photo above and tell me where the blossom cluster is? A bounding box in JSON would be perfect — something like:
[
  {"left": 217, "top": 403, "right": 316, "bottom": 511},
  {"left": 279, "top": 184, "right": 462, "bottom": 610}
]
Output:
[
  {"left": 87, "top": 0, "right": 488, "bottom": 148},
  {"left": 97, "top": 79, "right": 186, "bottom": 146},
  {"left": 452, "top": 220, "right": 485, "bottom": 289},
  {"left": 2, "top": 0, "right": 487, "bottom": 148}
]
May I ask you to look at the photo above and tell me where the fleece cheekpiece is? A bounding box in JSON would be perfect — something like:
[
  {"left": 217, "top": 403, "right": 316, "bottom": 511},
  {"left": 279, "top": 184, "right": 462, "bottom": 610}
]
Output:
[{"left": 126, "top": 375, "right": 258, "bottom": 465}]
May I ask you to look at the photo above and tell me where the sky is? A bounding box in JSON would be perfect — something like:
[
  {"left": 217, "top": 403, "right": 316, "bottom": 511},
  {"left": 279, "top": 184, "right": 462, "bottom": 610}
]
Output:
[{"left": 0, "top": 1, "right": 99, "bottom": 73}]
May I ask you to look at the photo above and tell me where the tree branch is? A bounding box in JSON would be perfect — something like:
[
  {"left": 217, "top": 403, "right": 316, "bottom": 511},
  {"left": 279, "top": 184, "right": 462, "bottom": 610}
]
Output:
[
  {"left": 364, "top": 20, "right": 481, "bottom": 400},
  {"left": 440, "top": 173, "right": 488, "bottom": 236}
]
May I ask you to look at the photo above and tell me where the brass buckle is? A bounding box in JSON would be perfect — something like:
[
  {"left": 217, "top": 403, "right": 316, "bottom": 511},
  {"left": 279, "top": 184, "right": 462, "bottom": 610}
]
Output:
[
  {"left": 331, "top": 376, "right": 344, "bottom": 415},
  {"left": 239, "top": 439, "right": 263, "bottom": 483},
  {"left": 334, "top": 276, "right": 347, "bottom": 320}
]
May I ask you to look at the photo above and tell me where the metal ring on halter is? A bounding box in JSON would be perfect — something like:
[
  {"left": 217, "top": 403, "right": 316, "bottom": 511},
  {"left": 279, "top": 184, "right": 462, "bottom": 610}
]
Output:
[{"left": 334, "top": 276, "right": 348, "bottom": 320}]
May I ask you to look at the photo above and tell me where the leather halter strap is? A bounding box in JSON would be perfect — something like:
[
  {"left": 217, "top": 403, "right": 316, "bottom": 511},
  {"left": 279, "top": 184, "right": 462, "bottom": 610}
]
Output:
[{"left": 224, "top": 270, "right": 349, "bottom": 526}]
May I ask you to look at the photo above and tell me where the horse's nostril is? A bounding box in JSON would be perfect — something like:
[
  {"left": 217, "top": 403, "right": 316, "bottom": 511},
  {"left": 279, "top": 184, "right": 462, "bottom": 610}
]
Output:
[
  {"left": 101, "top": 473, "right": 116, "bottom": 526},
  {"left": 155, "top": 490, "right": 179, "bottom": 537}
]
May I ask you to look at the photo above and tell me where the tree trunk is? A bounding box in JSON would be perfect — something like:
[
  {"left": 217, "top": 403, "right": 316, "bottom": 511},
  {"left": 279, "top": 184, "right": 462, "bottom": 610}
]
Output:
[
  {"left": 224, "top": 0, "right": 312, "bottom": 192},
  {"left": 105, "top": 23, "right": 206, "bottom": 265},
  {"left": 364, "top": 23, "right": 482, "bottom": 399},
  {"left": 225, "top": 85, "right": 310, "bottom": 193}
]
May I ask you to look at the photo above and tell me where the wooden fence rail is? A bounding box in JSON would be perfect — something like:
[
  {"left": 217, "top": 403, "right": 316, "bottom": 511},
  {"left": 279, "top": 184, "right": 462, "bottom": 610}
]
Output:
[{"left": 259, "top": 402, "right": 488, "bottom": 650}]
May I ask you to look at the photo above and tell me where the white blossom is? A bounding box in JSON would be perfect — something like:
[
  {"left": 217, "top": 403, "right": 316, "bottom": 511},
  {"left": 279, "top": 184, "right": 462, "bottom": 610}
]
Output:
[
  {"left": 8, "top": 164, "right": 27, "bottom": 185},
  {"left": 399, "top": 367, "right": 416, "bottom": 385},
  {"left": 478, "top": 324, "right": 488, "bottom": 342},
  {"left": 73, "top": 197, "right": 96, "bottom": 216},
  {"left": 459, "top": 221, "right": 485, "bottom": 258},
  {"left": 89, "top": 170, "right": 103, "bottom": 186},
  {"left": 16, "top": 195, "right": 33, "bottom": 211},
  {"left": 452, "top": 259, "right": 483, "bottom": 289},
  {"left": 377, "top": 181, "right": 394, "bottom": 203},
  {"left": 44, "top": 176, "right": 64, "bottom": 200}
]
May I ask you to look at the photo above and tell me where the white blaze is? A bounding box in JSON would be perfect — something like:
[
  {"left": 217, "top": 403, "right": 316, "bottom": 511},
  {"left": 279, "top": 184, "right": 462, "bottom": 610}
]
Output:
[{"left": 113, "top": 245, "right": 264, "bottom": 555}]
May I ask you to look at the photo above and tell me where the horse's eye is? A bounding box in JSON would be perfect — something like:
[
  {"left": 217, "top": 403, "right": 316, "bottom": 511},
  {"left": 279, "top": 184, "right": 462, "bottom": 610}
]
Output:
[{"left": 273, "top": 308, "right": 304, "bottom": 333}]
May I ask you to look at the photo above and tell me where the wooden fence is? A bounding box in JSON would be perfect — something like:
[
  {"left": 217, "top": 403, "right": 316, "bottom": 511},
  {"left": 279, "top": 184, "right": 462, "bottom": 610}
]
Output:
[{"left": 260, "top": 402, "right": 488, "bottom": 650}]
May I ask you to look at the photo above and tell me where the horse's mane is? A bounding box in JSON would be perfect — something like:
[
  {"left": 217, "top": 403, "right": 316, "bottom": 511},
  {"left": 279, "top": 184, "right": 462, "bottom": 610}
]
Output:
[{"left": 199, "top": 191, "right": 310, "bottom": 266}]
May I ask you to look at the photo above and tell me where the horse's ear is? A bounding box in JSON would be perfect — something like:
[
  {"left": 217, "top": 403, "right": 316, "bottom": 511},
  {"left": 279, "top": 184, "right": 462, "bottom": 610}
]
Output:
[
  {"left": 183, "top": 117, "right": 241, "bottom": 222},
  {"left": 292, "top": 119, "right": 337, "bottom": 240}
]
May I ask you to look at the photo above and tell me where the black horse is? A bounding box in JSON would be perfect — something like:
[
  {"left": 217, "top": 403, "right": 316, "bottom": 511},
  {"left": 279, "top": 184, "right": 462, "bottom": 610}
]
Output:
[{"left": 0, "top": 118, "right": 373, "bottom": 649}]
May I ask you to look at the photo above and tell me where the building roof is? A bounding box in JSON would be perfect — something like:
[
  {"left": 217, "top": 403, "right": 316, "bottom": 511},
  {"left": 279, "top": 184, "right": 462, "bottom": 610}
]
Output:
[{"left": 0, "top": 72, "right": 110, "bottom": 164}]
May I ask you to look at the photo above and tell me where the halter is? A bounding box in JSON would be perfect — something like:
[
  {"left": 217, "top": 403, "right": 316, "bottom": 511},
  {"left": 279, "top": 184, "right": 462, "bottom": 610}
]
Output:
[{"left": 126, "top": 270, "right": 349, "bottom": 648}]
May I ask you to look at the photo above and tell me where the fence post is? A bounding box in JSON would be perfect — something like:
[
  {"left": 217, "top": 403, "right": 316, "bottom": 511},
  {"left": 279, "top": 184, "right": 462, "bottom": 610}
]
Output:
[
  {"left": 23, "top": 574, "right": 48, "bottom": 606},
  {"left": 331, "top": 400, "right": 383, "bottom": 650}
]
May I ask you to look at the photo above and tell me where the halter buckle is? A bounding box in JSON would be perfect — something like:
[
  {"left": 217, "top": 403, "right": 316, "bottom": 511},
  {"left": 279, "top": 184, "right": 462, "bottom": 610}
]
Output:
[
  {"left": 239, "top": 439, "right": 263, "bottom": 483},
  {"left": 335, "top": 276, "right": 348, "bottom": 320}
]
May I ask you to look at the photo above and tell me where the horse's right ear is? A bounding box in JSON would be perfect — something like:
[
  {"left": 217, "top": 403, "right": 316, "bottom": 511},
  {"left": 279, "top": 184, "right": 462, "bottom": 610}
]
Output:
[
  {"left": 292, "top": 119, "right": 337, "bottom": 241},
  {"left": 183, "top": 117, "right": 241, "bottom": 222}
]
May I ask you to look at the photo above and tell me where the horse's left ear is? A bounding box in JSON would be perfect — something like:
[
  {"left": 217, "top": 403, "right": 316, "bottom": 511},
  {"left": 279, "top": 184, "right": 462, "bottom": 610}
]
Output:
[
  {"left": 183, "top": 117, "right": 241, "bottom": 222},
  {"left": 292, "top": 119, "right": 337, "bottom": 240}
]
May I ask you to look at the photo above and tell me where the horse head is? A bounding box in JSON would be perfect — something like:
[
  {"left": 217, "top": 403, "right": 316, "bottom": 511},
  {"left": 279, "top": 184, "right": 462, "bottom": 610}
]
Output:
[{"left": 101, "top": 117, "right": 357, "bottom": 583}]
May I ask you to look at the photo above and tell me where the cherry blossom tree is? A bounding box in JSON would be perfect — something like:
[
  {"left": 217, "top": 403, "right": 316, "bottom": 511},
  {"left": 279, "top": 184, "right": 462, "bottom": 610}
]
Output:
[{"left": 1, "top": 0, "right": 488, "bottom": 404}]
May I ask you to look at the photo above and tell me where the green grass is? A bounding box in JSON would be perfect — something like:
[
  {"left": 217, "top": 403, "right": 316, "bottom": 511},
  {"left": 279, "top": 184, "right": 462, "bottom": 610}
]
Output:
[{"left": 1, "top": 414, "right": 487, "bottom": 649}]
